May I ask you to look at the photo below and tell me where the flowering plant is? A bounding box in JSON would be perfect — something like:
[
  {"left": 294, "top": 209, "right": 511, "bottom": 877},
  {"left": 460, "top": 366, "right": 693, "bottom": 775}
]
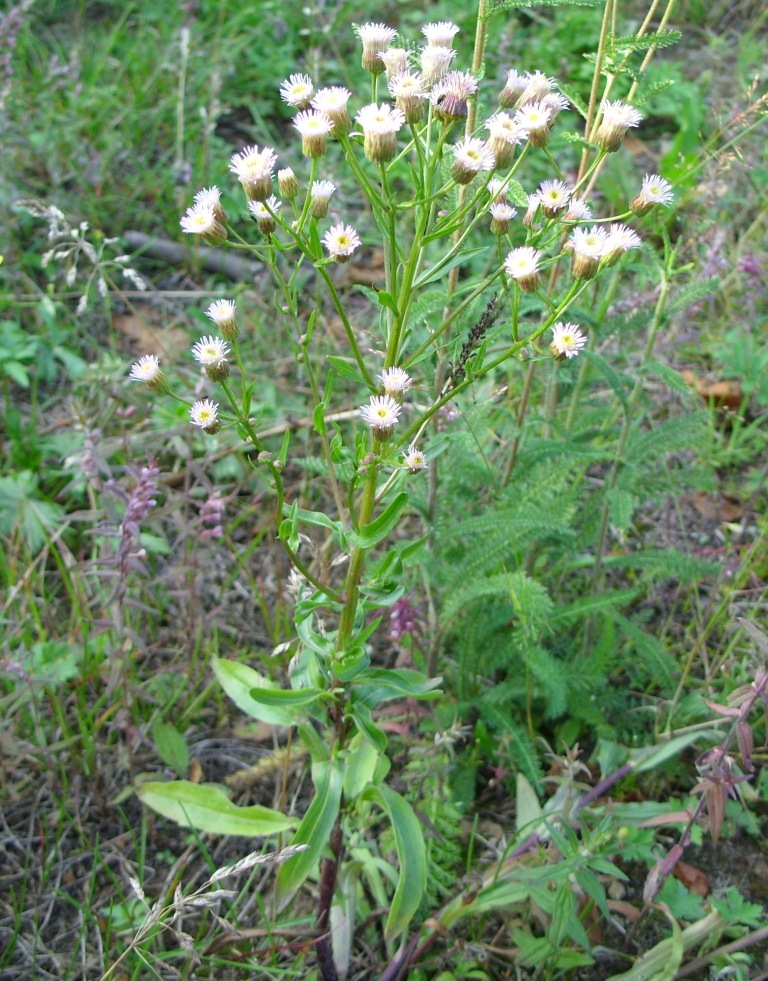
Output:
[{"left": 130, "top": 8, "right": 673, "bottom": 973}]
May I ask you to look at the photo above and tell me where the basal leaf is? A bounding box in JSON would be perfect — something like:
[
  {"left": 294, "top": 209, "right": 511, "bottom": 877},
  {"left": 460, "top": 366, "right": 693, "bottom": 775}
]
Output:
[{"left": 137, "top": 781, "right": 296, "bottom": 836}]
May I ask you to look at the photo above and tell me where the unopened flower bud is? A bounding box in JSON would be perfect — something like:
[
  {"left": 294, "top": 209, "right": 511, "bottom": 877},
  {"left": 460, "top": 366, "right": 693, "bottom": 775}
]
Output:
[{"left": 278, "top": 167, "right": 300, "bottom": 199}]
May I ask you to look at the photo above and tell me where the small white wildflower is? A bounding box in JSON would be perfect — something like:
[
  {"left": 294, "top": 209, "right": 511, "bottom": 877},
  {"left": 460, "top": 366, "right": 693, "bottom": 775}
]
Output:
[
  {"left": 485, "top": 112, "right": 527, "bottom": 167},
  {"left": 322, "top": 223, "right": 361, "bottom": 262},
  {"left": 280, "top": 73, "right": 314, "bottom": 109},
  {"left": 431, "top": 70, "right": 478, "bottom": 121},
  {"left": 190, "top": 399, "right": 220, "bottom": 433},
  {"left": 311, "top": 86, "right": 352, "bottom": 136},
  {"left": 421, "top": 21, "right": 460, "bottom": 47},
  {"left": 355, "top": 23, "right": 398, "bottom": 72},
  {"left": 206, "top": 299, "right": 238, "bottom": 340},
  {"left": 379, "top": 366, "right": 412, "bottom": 400},
  {"left": 550, "top": 322, "right": 587, "bottom": 360},
  {"left": 569, "top": 226, "right": 609, "bottom": 281},
  {"left": 192, "top": 335, "right": 230, "bottom": 381},
  {"left": 489, "top": 201, "right": 517, "bottom": 234},
  {"left": 180, "top": 203, "right": 226, "bottom": 244},
  {"left": 563, "top": 199, "right": 593, "bottom": 222},
  {"left": 518, "top": 70, "right": 555, "bottom": 106},
  {"left": 356, "top": 103, "right": 405, "bottom": 162},
  {"left": 451, "top": 137, "right": 495, "bottom": 185},
  {"left": 499, "top": 68, "right": 527, "bottom": 108},
  {"left": 419, "top": 44, "right": 455, "bottom": 86},
  {"left": 360, "top": 394, "right": 401, "bottom": 438},
  {"left": 603, "top": 223, "right": 642, "bottom": 266},
  {"left": 595, "top": 99, "right": 643, "bottom": 152},
  {"left": 537, "top": 179, "right": 571, "bottom": 217},
  {"left": 293, "top": 109, "right": 334, "bottom": 158},
  {"left": 310, "top": 180, "right": 336, "bottom": 219},
  {"left": 229, "top": 145, "right": 277, "bottom": 202},
  {"left": 379, "top": 47, "right": 409, "bottom": 77},
  {"left": 388, "top": 70, "right": 428, "bottom": 124},
  {"left": 248, "top": 195, "right": 282, "bottom": 234},
  {"left": 504, "top": 247, "right": 542, "bottom": 292},
  {"left": 403, "top": 443, "right": 428, "bottom": 472},
  {"left": 130, "top": 355, "right": 161, "bottom": 383},
  {"left": 631, "top": 174, "right": 674, "bottom": 215}
]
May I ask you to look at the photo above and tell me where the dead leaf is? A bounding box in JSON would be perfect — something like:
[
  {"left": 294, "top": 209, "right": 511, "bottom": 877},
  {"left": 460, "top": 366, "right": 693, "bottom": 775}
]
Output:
[
  {"left": 114, "top": 304, "right": 188, "bottom": 357},
  {"left": 672, "top": 859, "right": 710, "bottom": 897},
  {"left": 690, "top": 492, "right": 743, "bottom": 522},
  {"left": 681, "top": 369, "right": 742, "bottom": 409}
]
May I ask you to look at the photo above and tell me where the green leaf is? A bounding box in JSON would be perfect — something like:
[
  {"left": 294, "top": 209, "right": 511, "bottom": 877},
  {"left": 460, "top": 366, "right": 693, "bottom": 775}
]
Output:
[
  {"left": 276, "top": 760, "right": 344, "bottom": 902},
  {"left": 151, "top": 720, "right": 189, "bottom": 777},
  {"left": 362, "top": 785, "right": 426, "bottom": 939},
  {"left": 326, "top": 356, "right": 367, "bottom": 386},
  {"left": 515, "top": 774, "right": 543, "bottom": 834},
  {"left": 249, "top": 686, "right": 324, "bottom": 709},
  {"left": 354, "top": 668, "right": 443, "bottom": 706},
  {"left": 347, "top": 493, "right": 409, "bottom": 548},
  {"left": 212, "top": 656, "right": 295, "bottom": 726},
  {"left": 137, "top": 781, "right": 296, "bottom": 836},
  {"left": 377, "top": 290, "right": 400, "bottom": 317},
  {"left": 343, "top": 734, "right": 381, "bottom": 799},
  {"left": 413, "top": 247, "right": 487, "bottom": 287},
  {"left": 349, "top": 701, "right": 388, "bottom": 754},
  {"left": 280, "top": 502, "right": 344, "bottom": 535}
]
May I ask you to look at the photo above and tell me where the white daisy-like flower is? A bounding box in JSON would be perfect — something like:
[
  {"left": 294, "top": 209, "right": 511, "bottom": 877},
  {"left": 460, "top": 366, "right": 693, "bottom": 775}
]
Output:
[
  {"left": 595, "top": 99, "right": 643, "bottom": 152},
  {"left": 130, "top": 354, "right": 161, "bottom": 383},
  {"left": 419, "top": 44, "right": 455, "bottom": 86},
  {"left": 523, "top": 192, "right": 541, "bottom": 228},
  {"left": 603, "top": 224, "right": 642, "bottom": 266},
  {"left": 356, "top": 102, "right": 406, "bottom": 161},
  {"left": 229, "top": 144, "right": 277, "bottom": 201},
  {"left": 538, "top": 179, "right": 571, "bottom": 217},
  {"left": 180, "top": 203, "right": 223, "bottom": 241},
  {"left": 568, "top": 226, "right": 609, "bottom": 280},
  {"left": 192, "top": 335, "right": 230, "bottom": 368},
  {"left": 504, "top": 246, "right": 542, "bottom": 292},
  {"left": 563, "top": 199, "right": 593, "bottom": 222},
  {"left": 280, "top": 73, "right": 314, "bottom": 109},
  {"left": 190, "top": 399, "right": 220, "bottom": 432},
  {"left": 293, "top": 109, "right": 334, "bottom": 158},
  {"left": 431, "top": 70, "right": 479, "bottom": 120},
  {"left": 499, "top": 68, "right": 527, "bottom": 108},
  {"left": 193, "top": 186, "right": 223, "bottom": 212},
  {"left": 541, "top": 92, "right": 570, "bottom": 123},
  {"left": 310, "top": 180, "right": 336, "bottom": 218},
  {"left": 514, "top": 101, "right": 553, "bottom": 147},
  {"left": 489, "top": 201, "right": 517, "bottom": 234},
  {"left": 355, "top": 23, "right": 398, "bottom": 72},
  {"left": 451, "top": 137, "right": 495, "bottom": 184},
  {"left": 487, "top": 178, "right": 507, "bottom": 202},
  {"left": 403, "top": 443, "right": 428, "bottom": 472},
  {"left": 550, "top": 322, "right": 587, "bottom": 360},
  {"left": 311, "top": 86, "right": 352, "bottom": 135},
  {"left": 631, "top": 174, "right": 674, "bottom": 215},
  {"left": 379, "top": 48, "right": 409, "bottom": 77},
  {"left": 206, "top": 299, "right": 238, "bottom": 340},
  {"left": 248, "top": 195, "right": 282, "bottom": 234},
  {"left": 421, "top": 21, "right": 460, "bottom": 47},
  {"left": 485, "top": 112, "right": 527, "bottom": 167},
  {"left": 379, "top": 366, "right": 412, "bottom": 399},
  {"left": 360, "top": 394, "right": 401, "bottom": 435},
  {"left": 518, "top": 70, "right": 555, "bottom": 106},
  {"left": 322, "top": 222, "right": 361, "bottom": 262},
  {"left": 388, "top": 70, "right": 428, "bottom": 123}
]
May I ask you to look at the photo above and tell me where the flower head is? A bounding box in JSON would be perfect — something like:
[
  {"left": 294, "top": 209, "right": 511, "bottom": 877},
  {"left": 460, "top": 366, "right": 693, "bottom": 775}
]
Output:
[
  {"left": 356, "top": 102, "right": 405, "bottom": 162},
  {"left": 489, "top": 201, "right": 517, "bottom": 234},
  {"left": 431, "top": 70, "right": 479, "bottom": 121},
  {"left": 248, "top": 195, "right": 282, "bottom": 235},
  {"left": 130, "top": 354, "right": 168, "bottom": 393},
  {"left": 322, "top": 222, "right": 361, "bottom": 263},
  {"left": 451, "top": 137, "right": 495, "bottom": 184},
  {"left": 190, "top": 399, "right": 220, "bottom": 434},
  {"left": 194, "top": 186, "right": 227, "bottom": 223},
  {"left": 631, "top": 174, "right": 674, "bottom": 215},
  {"left": 595, "top": 100, "right": 643, "bottom": 152},
  {"left": 603, "top": 223, "right": 642, "bottom": 266},
  {"left": 485, "top": 112, "right": 527, "bottom": 168},
  {"left": 421, "top": 21, "right": 460, "bottom": 47},
  {"left": 419, "top": 44, "right": 455, "bottom": 86},
  {"left": 192, "top": 335, "right": 231, "bottom": 382},
  {"left": 277, "top": 167, "right": 299, "bottom": 199},
  {"left": 499, "top": 68, "right": 527, "bottom": 109},
  {"left": 550, "top": 322, "right": 587, "bottom": 360},
  {"left": 538, "top": 179, "right": 571, "bottom": 218},
  {"left": 180, "top": 203, "right": 227, "bottom": 245},
  {"left": 518, "top": 70, "right": 555, "bottom": 106},
  {"left": 563, "top": 199, "right": 593, "bottom": 222},
  {"left": 310, "top": 180, "right": 336, "bottom": 219},
  {"left": 355, "top": 23, "right": 398, "bottom": 72},
  {"left": 389, "top": 70, "right": 428, "bottom": 124},
  {"left": 293, "top": 109, "right": 334, "bottom": 158},
  {"left": 568, "top": 225, "right": 609, "bottom": 280},
  {"left": 379, "top": 366, "right": 412, "bottom": 400},
  {"left": 229, "top": 144, "right": 277, "bottom": 202},
  {"left": 514, "top": 101, "right": 553, "bottom": 147},
  {"left": 541, "top": 92, "right": 570, "bottom": 124},
  {"left": 361, "top": 394, "right": 401, "bottom": 440},
  {"left": 504, "top": 246, "right": 542, "bottom": 292},
  {"left": 379, "top": 47, "right": 409, "bottom": 77},
  {"left": 206, "top": 299, "right": 238, "bottom": 340},
  {"left": 403, "top": 443, "right": 428, "bottom": 472},
  {"left": 311, "top": 86, "right": 352, "bottom": 136},
  {"left": 280, "top": 73, "right": 314, "bottom": 109}
]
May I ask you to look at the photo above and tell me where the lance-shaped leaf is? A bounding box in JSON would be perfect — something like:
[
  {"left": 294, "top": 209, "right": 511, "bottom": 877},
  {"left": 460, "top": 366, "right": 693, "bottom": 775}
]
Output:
[
  {"left": 362, "top": 785, "right": 426, "bottom": 939},
  {"left": 346, "top": 493, "right": 409, "bottom": 549},
  {"left": 354, "top": 667, "right": 442, "bottom": 706},
  {"left": 212, "top": 656, "right": 294, "bottom": 726},
  {"left": 137, "top": 781, "right": 296, "bottom": 836},
  {"left": 275, "top": 759, "right": 344, "bottom": 903}
]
